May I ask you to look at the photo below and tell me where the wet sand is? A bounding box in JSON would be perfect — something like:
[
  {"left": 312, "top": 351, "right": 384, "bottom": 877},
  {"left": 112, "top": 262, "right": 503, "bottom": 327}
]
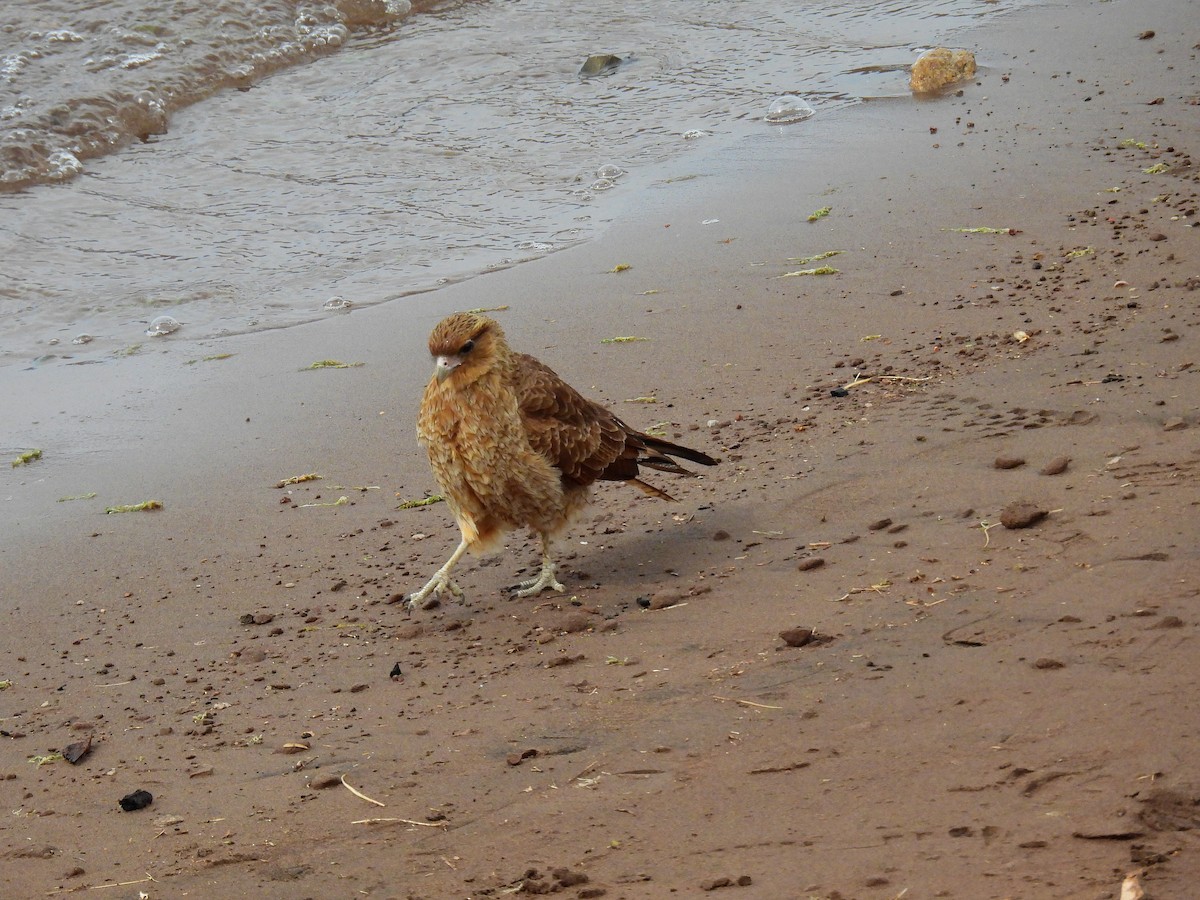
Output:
[{"left": 3, "top": 0, "right": 1198, "bottom": 897}]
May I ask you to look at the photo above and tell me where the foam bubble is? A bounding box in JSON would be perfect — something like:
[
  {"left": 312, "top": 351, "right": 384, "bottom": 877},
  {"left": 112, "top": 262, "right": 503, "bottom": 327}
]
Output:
[
  {"left": 764, "top": 95, "right": 815, "bottom": 124},
  {"left": 145, "top": 315, "right": 180, "bottom": 337}
]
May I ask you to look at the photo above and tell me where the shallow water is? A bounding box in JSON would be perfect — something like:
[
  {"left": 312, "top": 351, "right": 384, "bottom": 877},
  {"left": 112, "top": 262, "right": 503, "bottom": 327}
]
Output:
[{"left": 0, "top": 0, "right": 1042, "bottom": 368}]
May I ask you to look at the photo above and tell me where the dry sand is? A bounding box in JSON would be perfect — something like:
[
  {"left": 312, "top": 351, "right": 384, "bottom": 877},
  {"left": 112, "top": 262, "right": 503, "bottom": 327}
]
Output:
[{"left": 3, "top": 0, "right": 1198, "bottom": 897}]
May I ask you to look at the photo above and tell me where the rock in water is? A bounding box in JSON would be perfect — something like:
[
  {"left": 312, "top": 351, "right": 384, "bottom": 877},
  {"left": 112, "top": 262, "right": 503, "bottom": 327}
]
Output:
[
  {"left": 579, "top": 54, "right": 622, "bottom": 77},
  {"left": 910, "top": 48, "right": 977, "bottom": 93}
]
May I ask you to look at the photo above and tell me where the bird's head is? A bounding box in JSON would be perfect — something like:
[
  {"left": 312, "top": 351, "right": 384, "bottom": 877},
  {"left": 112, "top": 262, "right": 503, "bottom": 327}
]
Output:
[{"left": 427, "top": 312, "right": 506, "bottom": 385}]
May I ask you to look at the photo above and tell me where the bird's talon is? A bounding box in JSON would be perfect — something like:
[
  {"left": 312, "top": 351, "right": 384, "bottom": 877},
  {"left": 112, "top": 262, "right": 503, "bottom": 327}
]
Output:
[{"left": 512, "top": 570, "right": 566, "bottom": 598}]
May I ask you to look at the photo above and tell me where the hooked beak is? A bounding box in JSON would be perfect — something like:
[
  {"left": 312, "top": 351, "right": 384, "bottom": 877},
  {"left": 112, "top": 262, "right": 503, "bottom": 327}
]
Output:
[{"left": 435, "top": 354, "right": 462, "bottom": 383}]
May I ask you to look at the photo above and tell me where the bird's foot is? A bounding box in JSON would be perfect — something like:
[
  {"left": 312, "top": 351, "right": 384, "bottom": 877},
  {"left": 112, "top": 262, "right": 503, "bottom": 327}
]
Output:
[
  {"left": 512, "top": 563, "right": 565, "bottom": 598},
  {"left": 405, "top": 571, "right": 465, "bottom": 610}
]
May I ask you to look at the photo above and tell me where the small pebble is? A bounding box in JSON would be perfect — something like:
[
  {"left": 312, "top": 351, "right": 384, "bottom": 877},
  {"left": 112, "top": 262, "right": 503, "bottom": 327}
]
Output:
[
  {"left": 118, "top": 790, "right": 153, "bottom": 812},
  {"left": 994, "top": 456, "right": 1026, "bottom": 470},
  {"left": 779, "top": 627, "right": 815, "bottom": 647},
  {"left": 1039, "top": 456, "right": 1070, "bottom": 476},
  {"left": 1000, "top": 501, "right": 1048, "bottom": 529},
  {"left": 1033, "top": 658, "right": 1066, "bottom": 670},
  {"left": 796, "top": 557, "right": 826, "bottom": 572}
]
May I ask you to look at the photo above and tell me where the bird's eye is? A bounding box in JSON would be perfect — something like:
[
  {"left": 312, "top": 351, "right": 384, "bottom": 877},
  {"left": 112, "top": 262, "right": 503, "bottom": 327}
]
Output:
[{"left": 461, "top": 339, "right": 475, "bottom": 353}]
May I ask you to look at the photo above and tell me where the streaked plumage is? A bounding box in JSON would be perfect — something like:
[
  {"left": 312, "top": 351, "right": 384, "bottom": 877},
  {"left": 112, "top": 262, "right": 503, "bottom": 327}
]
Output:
[{"left": 405, "top": 312, "right": 717, "bottom": 607}]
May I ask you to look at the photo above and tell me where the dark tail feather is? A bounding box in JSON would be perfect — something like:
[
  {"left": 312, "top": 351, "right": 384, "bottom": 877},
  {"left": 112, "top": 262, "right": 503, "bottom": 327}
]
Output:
[{"left": 636, "top": 433, "right": 719, "bottom": 468}]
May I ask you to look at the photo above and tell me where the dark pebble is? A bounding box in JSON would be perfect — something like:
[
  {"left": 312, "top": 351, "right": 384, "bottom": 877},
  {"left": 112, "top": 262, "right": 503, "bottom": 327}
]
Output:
[
  {"left": 796, "top": 557, "right": 825, "bottom": 572},
  {"left": 507, "top": 748, "right": 538, "bottom": 767},
  {"left": 118, "top": 790, "right": 153, "bottom": 812},
  {"left": 830, "top": 388, "right": 850, "bottom": 398},
  {"left": 867, "top": 517, "right": 892, "bottom": 531}
]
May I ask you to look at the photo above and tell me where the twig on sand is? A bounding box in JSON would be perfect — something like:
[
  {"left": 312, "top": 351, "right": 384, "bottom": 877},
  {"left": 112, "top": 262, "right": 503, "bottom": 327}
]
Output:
[
  {"left": 341, "top": 774, "right": 385, "bottom": 807},
  {"left": 833, "top": 579, "right": 892, "bottom": 601},
  {"left": 88, "top": 872, "right": 158, "bottom": 889},
  {"left": 352, "top": 817, "right": 447, "bottom": 828},
  {"left": 713, "top": 696, "right": 783, "bottom": 710},
  {"left": 843, "top": 372, "right": 935, "bottom": 390}
]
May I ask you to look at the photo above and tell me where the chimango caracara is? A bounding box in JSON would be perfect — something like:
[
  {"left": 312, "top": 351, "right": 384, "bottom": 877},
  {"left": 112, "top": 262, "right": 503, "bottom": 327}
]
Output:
[{"left": 405, "top": 312, "right": 718, "bottom": 608}]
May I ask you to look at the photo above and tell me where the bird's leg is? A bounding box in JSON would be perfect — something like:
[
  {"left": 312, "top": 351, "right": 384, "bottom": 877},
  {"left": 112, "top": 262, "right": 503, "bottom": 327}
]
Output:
[
  {"left": 406, "top": 539, "right": 469, "bottom": 608},
  {"left": 512, "top": 533, "right": 566, "bottom": 598}
]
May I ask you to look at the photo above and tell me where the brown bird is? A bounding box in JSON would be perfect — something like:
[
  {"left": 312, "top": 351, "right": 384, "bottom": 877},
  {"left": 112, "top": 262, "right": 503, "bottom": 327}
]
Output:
[{"left": 406, "top": 312, "right": 717, "bottom": 608}]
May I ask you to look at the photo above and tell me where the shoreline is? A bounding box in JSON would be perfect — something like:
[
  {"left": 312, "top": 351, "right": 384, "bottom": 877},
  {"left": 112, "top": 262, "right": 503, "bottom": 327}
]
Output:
[{"left": 3, "top": 0, "right": 1198, "bottom": 896}]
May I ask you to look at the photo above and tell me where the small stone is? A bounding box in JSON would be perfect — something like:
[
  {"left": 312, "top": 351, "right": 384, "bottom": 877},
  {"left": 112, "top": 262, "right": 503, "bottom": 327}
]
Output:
[
  {"left": 309, "top": 773, "right": 342, "bottom": 789},
  {"left": 736, "top": 875, "right": 753, "bottom": 887},
  {"left": 700, "top": 877, "right": 733, "bottom": 891},
  {"left": 1153, "top": 616, "right": 1184, "bottom": 629},
  {"left": 1033, "top": 658, "right": 1066, "bottom": 670},
  {"left": 552, "top": 868, "right": 588, "bottom": 887},
  {"left": 506, "top": 748, "right": 538, "bottom": 767},
  {"left": 712, "top": 530, "right": 731, "bottom": 541},
  {"left": 1163, "top": 417, "right": 1186, "bottom": 431},
  {"left": 796, "top": 557, "right": 825, "bottom": 572},
  {"left": 779, "top": 627, "right": 815, "bottom": 648},
  {"left": 579, "top": 54, "right": 622, "bottom": 76},
  {"left": 1040, "top": 456, "right": 1070, "bottom": 476},
  {"left": 560, "top": 612, "right": 592, "bottom": 634},
  {"left": 1000, "top": 501, "right": 1048, "bottom": 529},
  {"left": 867, "top": 517, "right": 893, "bottom": 531},
  {"left": 118, "top": 790, "right": 153, "bottom": 812},
  {"left": 994, "top": 456, "right": 1026, "bottom": 470},
  {"left": 649, "top": 590, "right": 685, "bottom": 610}
]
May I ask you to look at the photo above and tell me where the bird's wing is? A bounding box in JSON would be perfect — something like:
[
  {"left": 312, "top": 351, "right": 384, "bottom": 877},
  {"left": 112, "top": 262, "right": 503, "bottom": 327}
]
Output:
[{"left": 512, "top": 353, "right": 628, "bottom": 485}]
